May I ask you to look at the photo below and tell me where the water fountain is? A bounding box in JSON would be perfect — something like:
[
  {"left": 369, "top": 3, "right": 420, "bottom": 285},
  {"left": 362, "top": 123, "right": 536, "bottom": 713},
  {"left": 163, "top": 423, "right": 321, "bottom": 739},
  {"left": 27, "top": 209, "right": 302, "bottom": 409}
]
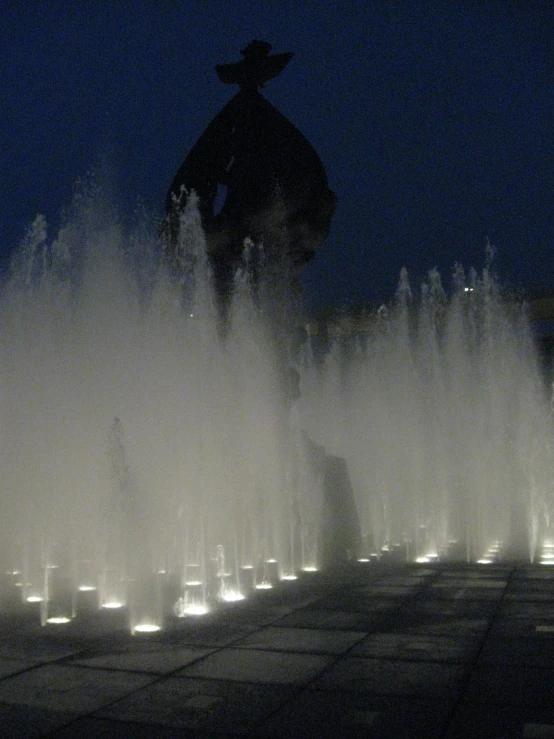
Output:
[
  {"left": 299, "top": 263, "right": 554, "bottom": 565},
  {"left": 1, "top": 41, "right": 553, "bottom": 636},
  {"left": 0, "top": 184, "right": 322, "bottom": 632},
  {"left": 2, "top": 183, "right": 553, "bottom": 635}
]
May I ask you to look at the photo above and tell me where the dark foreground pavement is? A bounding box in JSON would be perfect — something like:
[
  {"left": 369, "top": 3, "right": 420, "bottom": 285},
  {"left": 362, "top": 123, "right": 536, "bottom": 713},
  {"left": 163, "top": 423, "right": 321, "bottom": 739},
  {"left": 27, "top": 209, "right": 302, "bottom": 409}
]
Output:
[{"left": 1, "top": 562, "right": 554, "bottom": 737}]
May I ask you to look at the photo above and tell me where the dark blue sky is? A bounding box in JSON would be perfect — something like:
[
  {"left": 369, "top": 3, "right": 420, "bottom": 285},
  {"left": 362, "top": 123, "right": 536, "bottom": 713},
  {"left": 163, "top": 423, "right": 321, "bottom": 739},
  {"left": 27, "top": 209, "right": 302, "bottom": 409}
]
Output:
[{"left": 2, "top": 0, "right": 552, "bottom": 308}]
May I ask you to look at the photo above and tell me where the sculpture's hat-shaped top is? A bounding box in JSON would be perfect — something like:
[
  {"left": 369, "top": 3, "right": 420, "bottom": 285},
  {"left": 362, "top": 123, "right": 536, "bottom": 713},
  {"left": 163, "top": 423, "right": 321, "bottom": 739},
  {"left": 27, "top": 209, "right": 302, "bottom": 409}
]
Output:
[
  {"left": 166, "top": 39, "right": 336, "bottom": 290},
  {"left": 215, "top": 40, "right": 293, "bottom": 91}
]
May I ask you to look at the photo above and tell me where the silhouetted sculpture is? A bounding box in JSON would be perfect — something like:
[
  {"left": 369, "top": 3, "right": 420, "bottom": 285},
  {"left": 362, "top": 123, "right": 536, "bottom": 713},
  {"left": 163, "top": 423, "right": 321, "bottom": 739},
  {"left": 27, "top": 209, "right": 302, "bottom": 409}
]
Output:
[
  {"left": 165, "top": 44, "right": 360, "bottom": 566},
  {"left": 165, "top": 41, "right": 336, "bottom": 315}
]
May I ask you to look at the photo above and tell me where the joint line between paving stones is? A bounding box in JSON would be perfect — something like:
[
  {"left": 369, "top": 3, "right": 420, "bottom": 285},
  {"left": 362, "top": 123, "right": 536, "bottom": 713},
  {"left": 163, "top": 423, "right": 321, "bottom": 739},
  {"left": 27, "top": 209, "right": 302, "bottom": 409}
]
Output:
[{"left": 438, "top": 564, "right": 517, "bottom": 738}]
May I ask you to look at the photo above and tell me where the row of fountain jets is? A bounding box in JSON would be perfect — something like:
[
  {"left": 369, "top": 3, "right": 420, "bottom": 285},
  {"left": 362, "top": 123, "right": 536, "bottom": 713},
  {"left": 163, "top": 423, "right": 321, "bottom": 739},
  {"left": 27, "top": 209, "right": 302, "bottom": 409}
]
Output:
[{"left": 0, "top": 185, "right": 553, "bottom": 633}]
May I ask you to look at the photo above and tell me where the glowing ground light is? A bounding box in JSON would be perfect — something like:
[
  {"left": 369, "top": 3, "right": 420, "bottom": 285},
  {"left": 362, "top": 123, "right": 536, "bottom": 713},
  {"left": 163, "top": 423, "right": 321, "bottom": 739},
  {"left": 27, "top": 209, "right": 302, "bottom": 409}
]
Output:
[
  {"left": 255, "top": 582, "right": 273, "bottom": 590},
  {"left": 302, "top": 567, "right": 318, "bottom": 572},
  {"left": 477, "top": 559, "right": 493, "bottom": 564},
  {"left": 46, "top": 617, "right": 71, "bottom": 624},
  {"left": 281, "top": 574, "right": 298, "bottom": 580},
  {"left": 78, "top": 585, "right": 97, "bottom": 592},
  {"left": 133, "top": 623, "right": 162, "bottom": 633},
  {"left": 26, "top": 596, "right": 44, "bottom": 603},
  {"left": 220, "top": 589, "right": 245, "bottom": 602},
  {"left": 540, "top": 540, "right": 554, "bottom": 564},
  {"left": 415, "top": 552, "right": 439, "bottom": 563},
  {"left": 357, "top": 558, "right": 370, "bottom": 563},
  {"left": 181, "top": 604, "right": 209, "bottom": 615},
  {"left": 102, "top": 601, "right": 124, "bottom": 609}
]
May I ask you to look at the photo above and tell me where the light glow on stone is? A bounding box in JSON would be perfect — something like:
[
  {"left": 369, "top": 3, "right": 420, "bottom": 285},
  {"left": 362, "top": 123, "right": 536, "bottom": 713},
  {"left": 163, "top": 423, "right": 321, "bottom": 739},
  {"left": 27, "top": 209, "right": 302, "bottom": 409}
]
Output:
[
  {"left": 181, "top": 604, "right": 209, "bottom": 615},
  {"left": 133, "top": 623, "right": 162, "bottom": 633},
  {"left": 221, "top": 590, "right": 245, "bottom": 602}
]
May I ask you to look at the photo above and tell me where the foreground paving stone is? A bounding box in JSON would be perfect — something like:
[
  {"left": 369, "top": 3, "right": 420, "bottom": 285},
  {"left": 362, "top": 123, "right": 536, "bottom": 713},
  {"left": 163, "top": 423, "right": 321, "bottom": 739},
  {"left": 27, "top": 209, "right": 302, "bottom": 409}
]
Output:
[
  {"left": 409, "top": 599, "right": 497, "bottom": 617},
  {"left": 499, "top": 602, "right": 554, "bottom": 619},
  {"left": 354, "top": 584, "right": 420, "bottom": 596},
  {"left": 0, "top": 703, "right": 80, "bottom": 738},
  {"left": 160, "top": 619, "right": 259, "bottom": 647},
  {"left": 0, "top": 657, "right": 40, "bottom": 679},
  {"left": 235, "top": 625, "right": 366, "bottom": 654},
  {"left": 50, "top": 716, "right": 201, "bottom": 737},
  {"left": 464, "top": 664, "right": 554, "bottom": 708},
  {"left": 395, "top": 615, "right": 491, "bottom": 636},
  {"left": 440, "top": 568, "right": 511, "bottom": 579},
  {"left": 350, "top": 632, "right": 480, "bottom": 663},
  {"left": 424, "top": 584, "right": 506, "bottom": 601},
  {"left": 0, "top": 664, "right": 154, "bottom": 713},
  {"left": 444, "top": 703, "right": 554, "bottom": 738},
  {"left": 178, "top": 647, "right": 333, "bottom": 684},
  {"left": 313, "top": 656, "right": 468, "bottom": 699},
  {"left": 308, "top": 593, "right": 406, "bottom": 614},
  {"left": 478, "top": 636, "right": 554, "bottom": 668},
  {"left": 66, "top": 645, "right": 216, "bottom": 674},
  {"left": 489, "top": 618, "right": 554, "bottom": 638},
  {"left": 255, "top": 691, "right": 452, "bottom": 738},
  {"left": 0, "top": 635, "right": 85, "bottom": 662},
  {"left": 96, "top": 676, "right": 294, "bottom": 734},
  {"left": 1, "top": 563, "right": 553, "bottom": 737},
  {"left": 272, "top": 606, "right": 383, "bottom": 631}
]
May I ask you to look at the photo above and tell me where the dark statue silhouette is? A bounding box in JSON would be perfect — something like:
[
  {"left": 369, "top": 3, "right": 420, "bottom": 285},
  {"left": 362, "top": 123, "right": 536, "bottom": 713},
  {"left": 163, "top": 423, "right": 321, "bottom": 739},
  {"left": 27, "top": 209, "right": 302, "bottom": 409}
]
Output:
[
  {"left": 165, "top": 42, "right": 360, "bottom": 566},
  {"left": 165, "top": 41, "right": 336, "bottom": 313}
]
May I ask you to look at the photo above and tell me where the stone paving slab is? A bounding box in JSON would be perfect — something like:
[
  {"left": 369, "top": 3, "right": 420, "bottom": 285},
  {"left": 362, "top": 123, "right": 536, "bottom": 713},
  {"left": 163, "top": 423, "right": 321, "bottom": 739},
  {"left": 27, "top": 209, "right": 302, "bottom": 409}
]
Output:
[
  {"left": 313, "top": 655, "right": 468, "bottom": 699},
  {"left": 254, "top": 691, "right": 453, "bottom": 738},
  {"left": 272, "top": 606, "right": 382, "bottom": 631},
  {"left": 395, "top": 615, "right": 492, "bottom": 636},
  {"left": 440, "top": 568, "right": 511, "bottom": 579},
  {"left": 178, "top": 647, "right": 334, "bottom": 684},
  {"left": 408, "top": 599, "right": 498, "bottom": 616},
  {"left": 464, "top": 664, "right": 554, "bottom": 708},
  {"left": 95, "top": 676, "right": 294, "bottom": 734},
  {"left": 489, "top": 618, "right": 554, "bottom": 637},
  {"left": 350, "top": 631, "right": 480, "bottom": 663},
  {"left": 0, "top": 664, "right": 154, "bottom": 713},
  {"left": 445, "top": 705, "right": 554, "bottom": 738},
  {"left": 66, "top": 646, "right": 217, "bottom": 674},
  {"left": 0, "top": 563, "right": 553, "bottom": 737},
  {"left": 234, "top": 625, "right": 366, "bottom": 654},
  {"left": 499, "top": 601, "right": 554, "bottom": 619},
  {"left": 0, "top": 704, "right": 81, "bottom": 739},
  {"left": 0, "top": 657, "right": 41, "bottom": 679},
  {"left": 51, "top": 717, "right": 199, "bottom": 737},
  {"left": 478, "top": 636, "right": 554, "bottom": 668},
  {"left": 514, "top": 567, "right": 554, "bottom": 580},
  {"left": 423, "top": 584, "right": 507, "bottom": 600}
]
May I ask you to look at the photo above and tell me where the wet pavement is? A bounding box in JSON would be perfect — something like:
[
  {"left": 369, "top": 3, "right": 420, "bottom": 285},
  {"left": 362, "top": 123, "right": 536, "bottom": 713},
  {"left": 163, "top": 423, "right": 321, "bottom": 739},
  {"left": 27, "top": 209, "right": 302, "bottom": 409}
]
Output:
[{"left": 1, "top": 562, "right": 554, "bottom": 737}]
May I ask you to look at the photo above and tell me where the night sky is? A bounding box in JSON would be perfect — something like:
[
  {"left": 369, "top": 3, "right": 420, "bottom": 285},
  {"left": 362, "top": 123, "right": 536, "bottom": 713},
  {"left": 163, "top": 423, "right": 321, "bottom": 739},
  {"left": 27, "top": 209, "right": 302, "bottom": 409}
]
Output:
[{"left": 2, "top": 0, "right": 552, "bottom": 309}]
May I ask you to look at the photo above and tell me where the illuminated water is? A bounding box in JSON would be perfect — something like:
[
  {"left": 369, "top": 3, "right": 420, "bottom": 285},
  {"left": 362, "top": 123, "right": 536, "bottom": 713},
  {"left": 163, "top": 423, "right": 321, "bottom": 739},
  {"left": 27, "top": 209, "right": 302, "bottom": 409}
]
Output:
[
  {"left": 299, "top": 265, "right": 554, "bottom": 564},
  {"left": 1, "top": 181, "right": 553, "bottom": 632},
  {"left": 0, "top": 182, "right": 321, "bottom": 630}
]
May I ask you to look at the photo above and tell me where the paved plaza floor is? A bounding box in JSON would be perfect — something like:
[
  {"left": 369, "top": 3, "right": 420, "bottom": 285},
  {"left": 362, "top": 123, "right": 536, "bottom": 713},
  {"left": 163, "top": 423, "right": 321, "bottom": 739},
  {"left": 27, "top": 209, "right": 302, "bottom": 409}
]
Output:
[{"left": 1, "top": 562, "right": 554, "bottom": 737}]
